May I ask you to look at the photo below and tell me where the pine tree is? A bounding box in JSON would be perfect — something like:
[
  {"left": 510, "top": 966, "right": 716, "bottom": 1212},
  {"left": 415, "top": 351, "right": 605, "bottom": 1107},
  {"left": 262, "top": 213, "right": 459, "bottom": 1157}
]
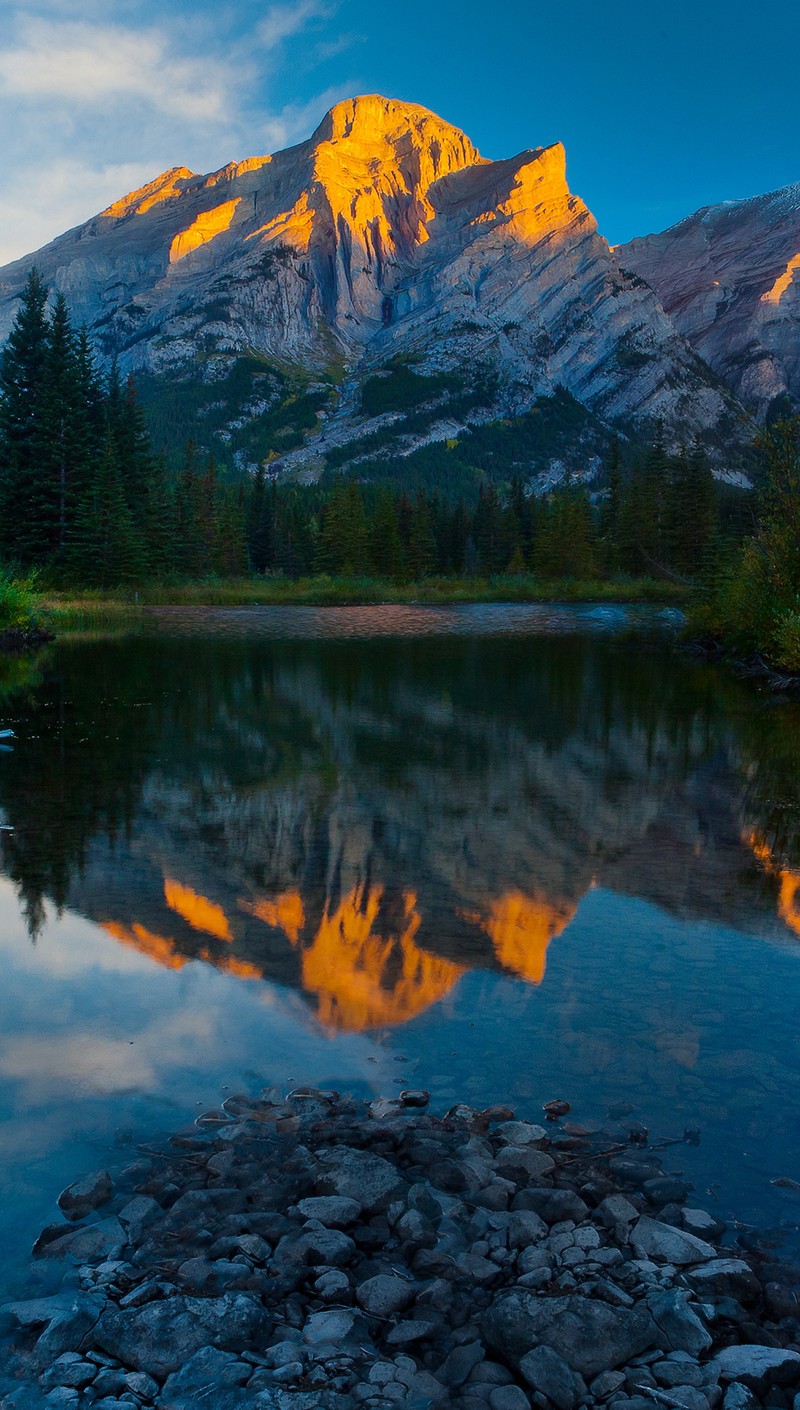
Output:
[
  {"left": 70, "top": 433, "right": 143, "bottom": 586},
  {"left": 247, "top": 467, "right": 274, "bottom": 573},
  {"left": 0, "top": 269, "right": 51, "bottom": 565},
  {"left": 41, "top": 294, "right": 84, "bottom": 561},
  {"left": 371, "top": 488, "right": 404, "bottom": 579},
  {"left": 407, "top": 493, "right": 436, "bottom": 580},
  {"left": 173, "top": 440, "right": 206, "bottom": 577}
]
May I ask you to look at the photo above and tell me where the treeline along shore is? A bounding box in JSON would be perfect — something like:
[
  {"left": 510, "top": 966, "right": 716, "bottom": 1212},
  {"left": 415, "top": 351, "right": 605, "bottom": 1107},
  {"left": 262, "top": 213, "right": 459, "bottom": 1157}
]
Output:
[{"left": 0, "top": 270, "right": 799, "bottom": 671}]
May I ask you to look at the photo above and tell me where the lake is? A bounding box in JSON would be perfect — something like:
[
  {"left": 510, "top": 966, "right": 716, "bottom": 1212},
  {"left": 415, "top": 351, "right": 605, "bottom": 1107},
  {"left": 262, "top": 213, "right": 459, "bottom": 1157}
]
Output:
[{"left": 0, "top": 603, "right": 799, "bottom": 1299}]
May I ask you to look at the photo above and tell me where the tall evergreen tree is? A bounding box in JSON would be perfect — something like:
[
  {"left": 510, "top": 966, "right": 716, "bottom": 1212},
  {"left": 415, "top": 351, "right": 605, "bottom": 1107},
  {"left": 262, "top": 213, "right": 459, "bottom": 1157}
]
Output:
[{"left": 0, "top": 269, "right": 51, "bottom": 564}]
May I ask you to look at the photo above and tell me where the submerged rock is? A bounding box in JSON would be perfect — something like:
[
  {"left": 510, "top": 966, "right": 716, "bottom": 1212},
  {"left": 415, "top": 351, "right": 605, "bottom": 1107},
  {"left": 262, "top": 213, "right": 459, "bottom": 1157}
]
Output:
[
  {"left": 57, "top": 1171, "right": 115, "bottom": 1223},
  {"left": 4, "top": 1090, "right": 798, "bottom": 1410}
]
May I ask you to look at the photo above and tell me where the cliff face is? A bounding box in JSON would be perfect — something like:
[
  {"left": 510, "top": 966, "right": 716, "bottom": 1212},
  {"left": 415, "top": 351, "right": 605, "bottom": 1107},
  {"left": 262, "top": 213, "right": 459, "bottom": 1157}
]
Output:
[
  {"left": 0, "top": 95, "right": 741, "bottom": 463},
  {"left": 618, "top": 182, "right": 800, "bottom": 420}
]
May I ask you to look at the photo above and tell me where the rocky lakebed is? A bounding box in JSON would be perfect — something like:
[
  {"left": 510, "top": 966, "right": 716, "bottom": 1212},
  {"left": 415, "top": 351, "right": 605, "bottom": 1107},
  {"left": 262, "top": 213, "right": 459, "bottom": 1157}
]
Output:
[{"left": 1, "top": 1090, "right": 798, "bottom": 1410}]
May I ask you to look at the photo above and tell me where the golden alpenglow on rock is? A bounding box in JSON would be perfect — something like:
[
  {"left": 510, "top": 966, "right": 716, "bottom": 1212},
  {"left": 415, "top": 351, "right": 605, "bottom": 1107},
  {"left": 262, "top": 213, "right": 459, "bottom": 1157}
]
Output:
[
  {"left": 0, "top": 95, "right": 744, "bottom": 454},
  {"left": 169, "top": 199, "right": 242, "bottom": 263}
]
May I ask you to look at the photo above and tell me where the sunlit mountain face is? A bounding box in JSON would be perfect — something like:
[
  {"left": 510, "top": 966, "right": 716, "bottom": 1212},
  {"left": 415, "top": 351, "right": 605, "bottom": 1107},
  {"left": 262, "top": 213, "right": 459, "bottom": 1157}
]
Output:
[{"left": 1, "top": 628, "right": 799, "bottom": 1036}]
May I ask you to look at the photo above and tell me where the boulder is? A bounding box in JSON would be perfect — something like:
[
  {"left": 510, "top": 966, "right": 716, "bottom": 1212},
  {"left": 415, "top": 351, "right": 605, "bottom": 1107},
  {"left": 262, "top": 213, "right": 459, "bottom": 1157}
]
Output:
[
  {"left": 295, "top": 1196, "right": 362, "bottom": 1228},
  {"left": 57, "top": 1171, "right": 114, "bottom": 1222},
  {"left": 93, "top": 1294, "right": 268, "bottom": 1379},
  {"left": 519, "top": 1345, "right": 587, "bottom": 1410},
  {"left": 631, "top": 1216, "right": 716, "bottom": 1265},
  {"left": 482, "top": 1290, "right": 657, "bottom": 1378},
  {"left": 494, "top": 1122, "right": 548, "bottom": 1146},
  {"left": 160, "top": 1346, "right": 251, "bottom": 1404},
  {"left": 683, "top": 1258, "right": 761, "bottom": 1301},
  {"left": 356, "top": 1274, "right": 416, "bottom": 1318},
  {"left": 493, "top": 1147, "right": 555, "bottom": 1182},
  {"left": 35, "top": 1219, "right": 124, "bottom": 1263},
  {"left": 511, "top": 1189, "right": 589, "bottom": 1225},
  {"left": 681, "top": 1207, "right": 726, "bottom": 1242},
  {"left": 711, "top": 1345, "right": 800, "bottom": 1395},
  {"left": 314, "top": 1147, "right": 405, "bottom": 1213},
  {"left": 647, "top": 1288, "right": 712, "bottom": 1356}
]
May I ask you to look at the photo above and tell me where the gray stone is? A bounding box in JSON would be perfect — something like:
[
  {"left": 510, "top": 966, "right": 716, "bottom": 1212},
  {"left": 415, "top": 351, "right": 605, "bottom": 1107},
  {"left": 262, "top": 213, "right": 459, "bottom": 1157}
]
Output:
[
  {"left": 277, "top": 1228, "right": 356, "bottom": 1267},
  {"left": 489, "top": 1388, "right": 530, "bottom": 1410},
  {"left": 482, "top": 1290, "right": 657, "bottom": 1378},
  {"left": 643, "top": 1177, "right": 690, "bottom": 1205},
  {"left": 596, "top": 1195, "right": 640, "bottom": 1237},
  {"left": 384, "top": 1319, "right": 440, "bottom": 1346},
  {"left": 683, "top": 1259, "right": 761, "bottom": 1301},
  {"left": 160, "top": 1346, "right": 252, "bottom": 1406},
  {"left": 123, "top": 1371, "right": 159, "bottom": 1401},
  {"left": 57, "top": 1171, "right": 114, "bottom": 1222},
  {"left": 296, "top": 1197, "right": 362, "bottom": 1228},
  {"left": 647, "top": 1289, "right": 712, "bottom": 1356},
  {"left": 681, "top": 1208, "right": 725, "bottom": 1242},
  {"left": 710, "top": 1345, "right": 800, "bottom": 1394},
  {"left": 512, "top": 1190, "right": 589, "bottom": 1225},
  {"left": 356, "top": 1275, "right": 416, "bottom": 1318},
  {"left": 652, "top": 1360, "right": 710, "bottom": 1390},
  {"left": 664, "top": 1388, "right": 710, "bottom": 1410},
  {"left": 723, "top": 1385, "right": 758, "bottom": 1410},
  {"left": 506, "top": 1211, "right": 548, "bottom": 1250},
  {"left": 519, "top": 1346, "right": 587, "bottom": 1410},
  {"left": 630, "top": 1218, "right": 716, "bottom": 1266},
  {"left": 303, "top": 1310, "right": 357, "bottom": 1346},
  {"left": 494, "top": 1122, "right": 548, "bottom": 1146},
  {"left": 590, "top": 1371, "right": 627, "bottom": 1399},
  {"left": 94, "top": 1294, "right": 267, "bottom": 1379},
  {"left": 438, "top": 1342, "right": 485, "bottom": 1388},
  {"left": 36, "top": 1219, "right": 124, "bottom": 1263},
  {"left": 493, "top": 1147, "right": 555, "bottom": 1182},
  {"left": 272, "top": 1362, "right": 304, "bottom": 1383},
  {"left": 117, "top": 1198, "right": 160, "bottom": 1242},
  {"left": 315, "top": 1148, "right": 405, "bottom": 1213},
  {"left": 262, "top": 1341, "right": 304, "bottom": 1368},
  {"left": 314, "top": 1270, "right": 350, "bottom": 1302},
  {"left": 41, "top": 1360, "right": 96, "bottom": 1392}
]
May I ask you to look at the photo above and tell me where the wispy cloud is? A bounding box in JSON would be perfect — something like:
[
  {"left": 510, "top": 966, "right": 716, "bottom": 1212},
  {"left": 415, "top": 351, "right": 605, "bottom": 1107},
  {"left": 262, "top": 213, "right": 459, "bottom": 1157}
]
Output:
[
  {"left": 0, "top": 18, "right": 233, "bottom": 122},
  {"left": 0, "top": 0, "right": 356, "bottom": 264}
]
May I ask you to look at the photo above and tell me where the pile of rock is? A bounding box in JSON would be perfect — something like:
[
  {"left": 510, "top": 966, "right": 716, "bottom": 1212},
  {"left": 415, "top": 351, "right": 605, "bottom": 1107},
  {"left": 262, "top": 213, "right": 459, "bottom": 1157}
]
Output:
[{"left": 1, "top": 1090, "right": 798, "bottom": 1410}]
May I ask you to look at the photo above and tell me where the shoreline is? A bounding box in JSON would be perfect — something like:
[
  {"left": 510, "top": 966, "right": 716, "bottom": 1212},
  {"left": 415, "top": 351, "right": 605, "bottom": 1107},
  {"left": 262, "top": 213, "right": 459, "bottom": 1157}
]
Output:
[{"left": 2, "top": 1091, "right": 798, "bottom": 1410}]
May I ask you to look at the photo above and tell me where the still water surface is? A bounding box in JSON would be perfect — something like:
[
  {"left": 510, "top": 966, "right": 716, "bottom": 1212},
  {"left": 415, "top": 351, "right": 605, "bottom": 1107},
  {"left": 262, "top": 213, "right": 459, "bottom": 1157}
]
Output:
[{"left": 0, "top": 604, "right": 799, "bottom": 1295}]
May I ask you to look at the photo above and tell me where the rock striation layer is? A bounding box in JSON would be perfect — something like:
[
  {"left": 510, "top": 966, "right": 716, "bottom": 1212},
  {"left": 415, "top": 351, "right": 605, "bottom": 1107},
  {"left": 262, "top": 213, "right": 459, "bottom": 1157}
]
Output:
[
  {"left": 0, "top": 96, "right": 740, "bottom": 458},
  {"left": 618, "top": 183, "right": 800, "bottom": 420}
]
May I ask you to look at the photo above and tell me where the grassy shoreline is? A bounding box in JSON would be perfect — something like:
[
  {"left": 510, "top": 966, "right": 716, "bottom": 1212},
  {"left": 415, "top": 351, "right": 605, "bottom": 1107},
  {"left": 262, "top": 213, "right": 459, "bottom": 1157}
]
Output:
[{"left": 40, "top": 574, "right": 688, "bottom": 633}]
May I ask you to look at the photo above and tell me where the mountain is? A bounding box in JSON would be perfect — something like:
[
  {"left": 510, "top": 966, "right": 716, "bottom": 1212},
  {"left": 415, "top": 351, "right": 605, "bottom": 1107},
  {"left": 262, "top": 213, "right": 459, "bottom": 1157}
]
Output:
[
  {"left": 0, "top": 96, "right": 745, "bottom": 481},
  {"left": 618, "top": 182, "right": 800, "bottom": 421}
]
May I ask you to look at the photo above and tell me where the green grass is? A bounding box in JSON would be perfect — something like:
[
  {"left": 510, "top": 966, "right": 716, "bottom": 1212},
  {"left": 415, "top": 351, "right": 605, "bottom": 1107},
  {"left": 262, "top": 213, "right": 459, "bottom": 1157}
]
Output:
[
  {"left": 41, "top": 596, "right": 148, "bottom": 635},
  {"left": 41, "top": 575, "right": 688, "bottom": 631}
]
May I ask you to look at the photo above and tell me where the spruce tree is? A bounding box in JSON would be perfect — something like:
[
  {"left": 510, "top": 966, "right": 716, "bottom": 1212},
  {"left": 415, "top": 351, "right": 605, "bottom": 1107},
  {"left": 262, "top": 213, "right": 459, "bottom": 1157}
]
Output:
[
  {"left": 371, "top": 488, "right": 404, "bottom": 579},
  {"left": 0, "top": 268, "right": 51, "bottom": 565}
]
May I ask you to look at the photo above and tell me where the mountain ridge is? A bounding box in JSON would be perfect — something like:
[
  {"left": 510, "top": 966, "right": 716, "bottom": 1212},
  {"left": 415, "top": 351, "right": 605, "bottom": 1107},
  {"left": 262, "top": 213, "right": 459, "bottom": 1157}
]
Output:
[
  {"left": 618, "top": 178, "right": 800, "bottom": 421},
  {"left": 0, "top": 95, "right": 764, "bottom": 481}
]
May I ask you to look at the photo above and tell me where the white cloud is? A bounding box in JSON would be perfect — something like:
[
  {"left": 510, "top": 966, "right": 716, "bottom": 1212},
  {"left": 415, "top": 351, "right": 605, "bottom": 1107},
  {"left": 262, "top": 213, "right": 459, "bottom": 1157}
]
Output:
[
  {"left": 257, "top": 0, "right": 330, "bottom": 50},
  {"left": 0, "top": 158, "right": 162, "bottom": 266},
  {"left": 0, "top": 18, "right": 233, "bottom": 122},
  {"left": 0, "top": 1, "right": 355, "bottom": 264}
]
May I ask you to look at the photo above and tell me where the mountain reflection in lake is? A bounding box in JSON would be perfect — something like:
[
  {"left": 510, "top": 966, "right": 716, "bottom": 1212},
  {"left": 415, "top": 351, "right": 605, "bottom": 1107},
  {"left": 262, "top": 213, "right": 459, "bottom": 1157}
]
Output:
[{"left": 0, "top": 609, "right": 799, "bottom": 1293}]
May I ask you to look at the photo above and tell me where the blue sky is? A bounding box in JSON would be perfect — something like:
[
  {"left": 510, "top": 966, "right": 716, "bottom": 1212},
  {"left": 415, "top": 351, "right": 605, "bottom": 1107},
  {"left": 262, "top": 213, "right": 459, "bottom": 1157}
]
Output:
[{"left": 0, "top": 0, "right": 798, "bottom": 264}]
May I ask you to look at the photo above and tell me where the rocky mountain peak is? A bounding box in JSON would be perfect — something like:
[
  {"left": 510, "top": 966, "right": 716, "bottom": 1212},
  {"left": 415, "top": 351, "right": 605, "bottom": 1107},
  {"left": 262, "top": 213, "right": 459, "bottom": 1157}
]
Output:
[
  {"left": 619, "top": 178, "right": 800, "bottom": 418},
  {"left": 0, "top": 95, "right": 748, "bottom": 469}
]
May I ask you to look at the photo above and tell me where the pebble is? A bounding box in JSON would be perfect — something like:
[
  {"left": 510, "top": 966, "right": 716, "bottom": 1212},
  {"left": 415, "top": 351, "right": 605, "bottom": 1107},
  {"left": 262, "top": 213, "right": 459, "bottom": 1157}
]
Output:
[{"left": 1, "top": 1090, "right": 795, "bottom": 1410}]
